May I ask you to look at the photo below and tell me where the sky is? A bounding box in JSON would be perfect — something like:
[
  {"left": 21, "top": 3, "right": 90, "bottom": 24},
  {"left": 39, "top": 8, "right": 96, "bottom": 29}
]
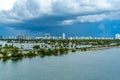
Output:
[{"left": 0, "top": 0, "right": 120, "bottom": 37}]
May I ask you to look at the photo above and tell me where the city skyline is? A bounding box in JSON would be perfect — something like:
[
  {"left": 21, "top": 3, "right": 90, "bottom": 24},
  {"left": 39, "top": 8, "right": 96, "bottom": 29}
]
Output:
[
  {"left": 0, "top": 33, "right": 117, "bottom": 40},
  {"left": 0, "top": 0, "right": 120, "bottom": 37}
]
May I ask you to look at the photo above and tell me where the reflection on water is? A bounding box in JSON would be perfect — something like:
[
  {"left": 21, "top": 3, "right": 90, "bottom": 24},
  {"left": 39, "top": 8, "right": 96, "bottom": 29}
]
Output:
[
  {"left": 1, "top": 58, "right": 23, "bottom": 64},
  {"left": 11, "top": 58, "right": 23, "bottom": 63},
  {"left": 0, "top": 48, "right": 120, "bottom": 80}
]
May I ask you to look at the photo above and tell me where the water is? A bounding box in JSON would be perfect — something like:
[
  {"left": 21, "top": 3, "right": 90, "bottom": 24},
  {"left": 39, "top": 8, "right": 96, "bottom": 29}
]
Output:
[{"left": 0, "top": 48, "right": 120, "bottom": 80}]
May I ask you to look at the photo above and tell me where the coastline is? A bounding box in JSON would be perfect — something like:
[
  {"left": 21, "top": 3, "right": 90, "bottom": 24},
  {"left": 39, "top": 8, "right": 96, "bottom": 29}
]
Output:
[
  {"left": 0, "top": 45, "right": 118, "bottom": 60},
  {"left": 0, "top": 39, "right": 120, "bottom": 60}
]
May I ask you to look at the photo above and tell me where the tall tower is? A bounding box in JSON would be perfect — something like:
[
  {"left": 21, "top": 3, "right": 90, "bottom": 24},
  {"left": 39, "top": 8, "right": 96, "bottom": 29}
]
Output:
[
  {"left": 115, "top": 34, "right": 120, "bottom": 39},
  {"left": 62, "top": 33, "right": 65, "bottom": 39},
  {"left": 45, "top": 33, "right": 51, "bottom": 39}
]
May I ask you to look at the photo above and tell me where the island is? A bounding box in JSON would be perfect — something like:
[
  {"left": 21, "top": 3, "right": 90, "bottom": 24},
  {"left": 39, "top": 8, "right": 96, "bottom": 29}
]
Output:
[{"left": 0, "top": 38, "right": 120, "bottom": 60}]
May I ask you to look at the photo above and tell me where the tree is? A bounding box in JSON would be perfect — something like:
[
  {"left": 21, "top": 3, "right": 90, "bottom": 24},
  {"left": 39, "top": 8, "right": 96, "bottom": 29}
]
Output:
[{"left": 33, "top": 45, "right": 40, "bottom": 50}]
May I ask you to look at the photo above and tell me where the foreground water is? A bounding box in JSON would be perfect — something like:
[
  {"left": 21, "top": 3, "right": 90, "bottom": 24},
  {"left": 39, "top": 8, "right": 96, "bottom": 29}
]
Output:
[{"left": 0, "top": 48, "right": 120, "bottom": 80}]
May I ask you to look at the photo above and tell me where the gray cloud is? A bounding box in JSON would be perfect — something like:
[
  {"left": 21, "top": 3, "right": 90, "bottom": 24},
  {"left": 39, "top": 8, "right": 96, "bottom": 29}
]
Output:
[
  {"left": 0, "top": 0, "right": 120, "bottom": 23},
  {"left": 60, "top": 11, "right": 120, "bottom": 25}
]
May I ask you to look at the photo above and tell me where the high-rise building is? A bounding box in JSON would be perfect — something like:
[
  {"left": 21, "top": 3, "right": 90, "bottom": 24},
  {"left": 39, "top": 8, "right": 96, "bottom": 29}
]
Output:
[
  {"left": 16, "top": 35, "right": 29, "bottom": 39},
  {"left": 62, "top": 33, "right": 65, "bottom": 39},
  {"left": 45, "top": 33, "right": 51, "bottom": 39},
  {"left": 115, "top": 34, "right": 120, "bottom": 39}
]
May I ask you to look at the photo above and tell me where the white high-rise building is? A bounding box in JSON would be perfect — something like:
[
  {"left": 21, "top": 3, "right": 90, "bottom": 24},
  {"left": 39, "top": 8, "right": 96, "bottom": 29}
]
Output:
[
  {"left": 62, "top": 33, "right": 65, "bottom": 39},
  {"left": 115, "top": 34, "right": 120, "bottom": 39},
  {"left": 45, "top": 33, "right": 51, "bottom": 39}
]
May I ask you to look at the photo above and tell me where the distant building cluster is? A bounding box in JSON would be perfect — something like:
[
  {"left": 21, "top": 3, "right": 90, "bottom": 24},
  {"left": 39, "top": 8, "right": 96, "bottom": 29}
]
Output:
[
  {"left": 16, "top": 35, "right": 29, "bottom": 40},
  {"left": 0, "top": 33, "right": 119, "bottom": 40}
]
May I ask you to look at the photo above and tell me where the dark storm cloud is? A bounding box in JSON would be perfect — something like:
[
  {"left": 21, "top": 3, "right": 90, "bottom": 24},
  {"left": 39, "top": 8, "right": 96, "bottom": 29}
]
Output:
[{"left": 0, "top": 0, "right": 120, "bottom": 37}]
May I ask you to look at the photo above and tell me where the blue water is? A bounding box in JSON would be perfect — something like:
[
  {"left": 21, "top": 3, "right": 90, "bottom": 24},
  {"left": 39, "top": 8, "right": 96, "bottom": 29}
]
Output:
[{"left": 0, "top": 48, "right": 120, "bottom": 80}]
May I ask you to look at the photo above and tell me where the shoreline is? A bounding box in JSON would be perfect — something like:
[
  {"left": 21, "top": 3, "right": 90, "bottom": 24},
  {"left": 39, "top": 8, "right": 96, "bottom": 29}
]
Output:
[{"left": 0, "top": 46, "right": 118, "bottom": 60}]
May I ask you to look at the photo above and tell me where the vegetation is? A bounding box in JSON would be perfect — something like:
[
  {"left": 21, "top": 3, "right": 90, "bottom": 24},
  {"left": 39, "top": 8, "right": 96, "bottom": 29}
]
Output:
[{"left": 0, "top": 39, "right": 119, "bottom": 60}]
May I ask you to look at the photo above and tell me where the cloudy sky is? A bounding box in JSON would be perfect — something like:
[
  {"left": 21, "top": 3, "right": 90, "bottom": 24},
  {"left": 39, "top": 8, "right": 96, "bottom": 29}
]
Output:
[{"left": 0, "top": 0, "right": 120, "bottom": 37}]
